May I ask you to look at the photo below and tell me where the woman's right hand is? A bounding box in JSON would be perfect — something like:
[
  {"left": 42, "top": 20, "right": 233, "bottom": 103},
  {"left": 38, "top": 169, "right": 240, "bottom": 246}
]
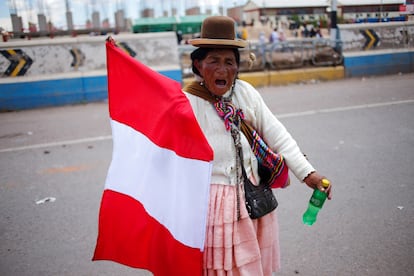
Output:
[{"left": 304, "top": 171, "right": 332, "bottom": 200}]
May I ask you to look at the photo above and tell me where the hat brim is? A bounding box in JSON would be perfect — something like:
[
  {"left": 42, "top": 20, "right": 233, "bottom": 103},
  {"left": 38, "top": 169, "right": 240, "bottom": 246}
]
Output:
[{"left": 189, "top": 38, "right": 247, "bottom": 48}]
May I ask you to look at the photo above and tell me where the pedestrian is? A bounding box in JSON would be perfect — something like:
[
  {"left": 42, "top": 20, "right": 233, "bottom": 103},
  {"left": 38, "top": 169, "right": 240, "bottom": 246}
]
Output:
[
  {"left": 184, "top": 15, "right": 332, "bottom": 275},
  {"left": 241, "top": 21, "right": 248, "bottom": 40},
  {"left": 176, "top": 30, "right": 183, "bottom": 45},
  {"left": 258, "top": 31, "right": 267, "bottom": 67},
  {"left": 310, "top": 27, "right": 317, "bottom": 38},
  {"left": 270, "top": 27, "right": 280, "bottom": 52},
  {"left": 278, "top": 29, "right": 287, "bottom": 52},
  {"left": 302, "top": 23, "right": 309, "bottom": 37},
  {"left": 316, "top": 28, "right": 323, "bottom": 38}
]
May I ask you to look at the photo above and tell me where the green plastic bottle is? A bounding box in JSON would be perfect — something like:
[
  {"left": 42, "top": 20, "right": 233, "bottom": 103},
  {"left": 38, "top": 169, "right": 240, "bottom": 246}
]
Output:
[{"left": 302, "top": 179, "right": 330, "bottom": 226}]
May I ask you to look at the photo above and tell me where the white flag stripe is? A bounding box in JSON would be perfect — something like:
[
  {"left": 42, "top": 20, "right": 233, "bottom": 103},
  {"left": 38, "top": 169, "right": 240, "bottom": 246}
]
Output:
[{"left": 105, "top": 120, "right": 212, "bottom": 249}]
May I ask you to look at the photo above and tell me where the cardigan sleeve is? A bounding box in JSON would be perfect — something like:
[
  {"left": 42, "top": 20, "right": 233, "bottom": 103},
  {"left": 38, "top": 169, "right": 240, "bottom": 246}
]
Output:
[{"left": 234, "top": 80, "right": 315, "bottom": 182}]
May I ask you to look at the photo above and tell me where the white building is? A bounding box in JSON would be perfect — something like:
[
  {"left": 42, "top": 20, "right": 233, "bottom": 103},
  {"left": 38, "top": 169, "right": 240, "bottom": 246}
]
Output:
[
  {"left": 243, "top": 0, "right": 406, "bottom": 27},
  {"left": 338, "top": 0, "right": 406, "bottom": 22}
]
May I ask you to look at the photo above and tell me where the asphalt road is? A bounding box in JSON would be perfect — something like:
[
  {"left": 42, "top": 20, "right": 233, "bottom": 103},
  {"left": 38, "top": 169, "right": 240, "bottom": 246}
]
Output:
[{"left": 1, "top": 73, "right": 413, "bottom": 276}]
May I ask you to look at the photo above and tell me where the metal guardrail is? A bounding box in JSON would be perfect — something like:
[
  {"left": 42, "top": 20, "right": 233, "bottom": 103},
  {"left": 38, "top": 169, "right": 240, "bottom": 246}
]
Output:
[{"left": 178, "top": 38, "right": 344, "bottom": 78}]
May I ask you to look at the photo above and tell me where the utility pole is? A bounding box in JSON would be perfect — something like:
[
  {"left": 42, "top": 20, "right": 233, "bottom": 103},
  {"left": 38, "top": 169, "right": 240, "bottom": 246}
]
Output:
[{"left": 330, "top": 0, "right": 339, "bottom": 52}]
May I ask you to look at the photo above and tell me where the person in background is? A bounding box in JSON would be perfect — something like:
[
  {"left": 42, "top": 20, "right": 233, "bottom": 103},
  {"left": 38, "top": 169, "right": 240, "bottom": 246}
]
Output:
[
  {"left": 316, "top": 28, "right": 323, "bottom": 38},
  {"left": 310, "top": 27, "right": 317, "bottom": 38},
  {"left": 258, "top": 31, "right": 267, "bottom": 68},
  {"left": 176, "top": 30, "right": 183, "bottom": 45},
  {"left": 241, "top": 21, "right": 248, "bottom": 40},
  {"left": 270, "top": 27, "right": 280, "bottom": 52},
  {"left": 302, "top": 23, "right": 310, "bottom": 37},
  {"left": 278, "top": 29, "right": 287, "bottom": 52},
  {"left": 183, "top": 16, "right": 332, "bottom": 275}
]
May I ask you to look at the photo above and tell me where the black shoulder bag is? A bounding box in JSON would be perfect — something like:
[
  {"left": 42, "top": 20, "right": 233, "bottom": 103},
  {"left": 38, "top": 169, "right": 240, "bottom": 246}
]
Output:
[{"left": 230, "top": 125, "right": 278, "bottom": 219}]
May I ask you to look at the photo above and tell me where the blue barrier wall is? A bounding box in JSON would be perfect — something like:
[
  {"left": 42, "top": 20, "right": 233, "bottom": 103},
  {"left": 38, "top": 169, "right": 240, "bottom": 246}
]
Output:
[
  {"left": 0, "top": 32, "right": 182, "bottom": 111},
  {"left": 0, "top": 68, "right": 182, "bottom": 110},
  {"left": 343, "top": 50, "right": 414, "bottom": 78},
  {"left": 338, "top": 21, "right": 414, "bottom": 77}
]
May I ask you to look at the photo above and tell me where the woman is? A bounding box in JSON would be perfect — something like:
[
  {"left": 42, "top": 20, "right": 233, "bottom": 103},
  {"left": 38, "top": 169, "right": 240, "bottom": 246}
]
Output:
[{"left": 183, "top": 16, "right": 332, "bottom": 275}]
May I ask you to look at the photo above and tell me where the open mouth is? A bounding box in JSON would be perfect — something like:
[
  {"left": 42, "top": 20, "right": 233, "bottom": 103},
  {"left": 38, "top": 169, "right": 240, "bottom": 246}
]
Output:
[{"left": 215, "top": 79, "right": 227, "bottom": 87}]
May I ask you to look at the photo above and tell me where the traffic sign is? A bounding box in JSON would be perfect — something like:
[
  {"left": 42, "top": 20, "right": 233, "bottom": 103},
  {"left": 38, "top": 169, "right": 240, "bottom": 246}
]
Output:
[{"left": 0, "top": 49, "right": 33, "bottom": 77}]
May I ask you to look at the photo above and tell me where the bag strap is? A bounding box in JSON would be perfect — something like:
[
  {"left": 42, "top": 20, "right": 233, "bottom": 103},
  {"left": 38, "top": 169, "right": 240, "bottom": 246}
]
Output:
[{"left": 185, "top": 81, "right": 255, "bottom": 220}]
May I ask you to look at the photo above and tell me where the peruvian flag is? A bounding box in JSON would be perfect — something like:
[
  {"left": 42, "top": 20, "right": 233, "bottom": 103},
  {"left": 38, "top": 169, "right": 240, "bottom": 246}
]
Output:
[{"left": 92, "top": 39, "right": 213, "bottom": 276}]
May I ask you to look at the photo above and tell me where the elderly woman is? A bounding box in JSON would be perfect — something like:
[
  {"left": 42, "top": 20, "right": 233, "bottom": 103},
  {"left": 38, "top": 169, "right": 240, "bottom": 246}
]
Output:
[{"left": 184, "top": 16, "right": 332, "bottom": 275}]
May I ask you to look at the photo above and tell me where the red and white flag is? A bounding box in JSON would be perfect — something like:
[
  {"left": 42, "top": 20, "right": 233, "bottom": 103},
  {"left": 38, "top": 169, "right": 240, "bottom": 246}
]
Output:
[{"left": 92, "top": 39, "right": 213, "bottom": 276}]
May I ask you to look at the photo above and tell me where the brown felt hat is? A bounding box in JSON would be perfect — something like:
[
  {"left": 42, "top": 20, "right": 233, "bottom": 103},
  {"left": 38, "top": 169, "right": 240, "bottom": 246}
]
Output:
[{"left": 189, "top": 16, "right": 247, "bottom": 48}]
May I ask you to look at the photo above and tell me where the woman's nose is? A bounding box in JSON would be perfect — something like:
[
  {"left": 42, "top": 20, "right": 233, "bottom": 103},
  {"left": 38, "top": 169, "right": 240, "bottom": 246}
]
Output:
[{"left": 216, "top": 64, "right": 227, "bottom": 73}]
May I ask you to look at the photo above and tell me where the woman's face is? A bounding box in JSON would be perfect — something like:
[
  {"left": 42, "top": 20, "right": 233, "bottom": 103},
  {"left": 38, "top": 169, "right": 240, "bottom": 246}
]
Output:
[{"left": 194, "top": 49, "right": 238, "bottom": 96}]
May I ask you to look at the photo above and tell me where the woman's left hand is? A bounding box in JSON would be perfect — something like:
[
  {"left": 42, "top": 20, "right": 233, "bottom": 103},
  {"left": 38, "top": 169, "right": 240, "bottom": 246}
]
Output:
[{"left": 304, "top": 171, "right": 333, "bottom": 200}]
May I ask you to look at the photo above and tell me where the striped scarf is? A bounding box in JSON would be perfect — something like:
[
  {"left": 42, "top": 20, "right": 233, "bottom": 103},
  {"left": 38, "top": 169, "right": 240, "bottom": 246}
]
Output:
[{"left": 213, "top": 99, "right": 244, "bottom": 131}]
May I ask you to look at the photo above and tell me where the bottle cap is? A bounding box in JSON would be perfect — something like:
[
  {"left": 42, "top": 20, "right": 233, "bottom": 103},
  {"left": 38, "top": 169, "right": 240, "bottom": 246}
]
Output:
[{"left": 321, "top": 178, "right": 330, "bottom": 188}]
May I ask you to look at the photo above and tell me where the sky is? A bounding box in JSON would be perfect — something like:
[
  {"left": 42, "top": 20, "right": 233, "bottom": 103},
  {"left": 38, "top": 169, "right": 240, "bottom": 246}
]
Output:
[
  {"left": 0, "top": 0, "right": 244, "bottom": 32},
  {"left": 2, "top": 1, "right": 407, "bottom": 32}
]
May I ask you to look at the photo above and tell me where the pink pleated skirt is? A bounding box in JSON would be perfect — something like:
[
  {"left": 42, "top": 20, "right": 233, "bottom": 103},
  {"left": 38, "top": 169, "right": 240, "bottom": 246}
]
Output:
[{"left": 203, "top": 182, "right": 280, "bottom": 276}]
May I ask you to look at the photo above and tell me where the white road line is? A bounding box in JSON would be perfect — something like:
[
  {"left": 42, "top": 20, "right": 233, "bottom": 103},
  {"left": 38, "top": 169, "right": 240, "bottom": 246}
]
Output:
[
  {"left": 277, "top": 99, "right": 414, "bottom": 118},
  {"left": 1, "top": 99, "right": 413, "bottom": 153},
  {"left": 0, "top": 135, "right": 112, "bottom": 153}
]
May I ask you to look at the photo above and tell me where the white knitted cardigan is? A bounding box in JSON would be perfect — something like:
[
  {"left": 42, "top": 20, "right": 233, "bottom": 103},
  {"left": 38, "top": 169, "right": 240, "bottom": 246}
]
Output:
[{"left": 184, "top": 79, "right": 315, "bottom": 186}]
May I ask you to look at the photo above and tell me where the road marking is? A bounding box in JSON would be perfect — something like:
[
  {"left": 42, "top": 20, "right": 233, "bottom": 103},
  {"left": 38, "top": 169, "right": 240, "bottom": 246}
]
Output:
[
  {"left": 277, "top": 99, "right": 414, "bottom": 118},
  {"left": 0, "top": 135, "right": 112, "bottom": 153},
  {"left": 42, "top": 164, "right": 92, "bottom": 174},
  {"left": 1, "top": 99, "right": 413, "bottom": 153}
]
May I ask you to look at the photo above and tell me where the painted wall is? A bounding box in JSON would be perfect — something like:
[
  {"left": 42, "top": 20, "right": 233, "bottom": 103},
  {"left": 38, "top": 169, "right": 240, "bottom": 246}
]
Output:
[
  {"left": 0, "top": 32, "right": 182, "bottom": 110},
  {"left": 339, "top": 21, "right": 414, "bottom": 77},
  {"left": 338, "top": 21, "right": 414, "bottom": 52}
]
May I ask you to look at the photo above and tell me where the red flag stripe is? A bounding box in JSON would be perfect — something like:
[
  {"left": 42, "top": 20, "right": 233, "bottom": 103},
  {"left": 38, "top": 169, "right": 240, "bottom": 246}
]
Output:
[{"left": 93, "top": 190, "right": 203, "bottom": 276}]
